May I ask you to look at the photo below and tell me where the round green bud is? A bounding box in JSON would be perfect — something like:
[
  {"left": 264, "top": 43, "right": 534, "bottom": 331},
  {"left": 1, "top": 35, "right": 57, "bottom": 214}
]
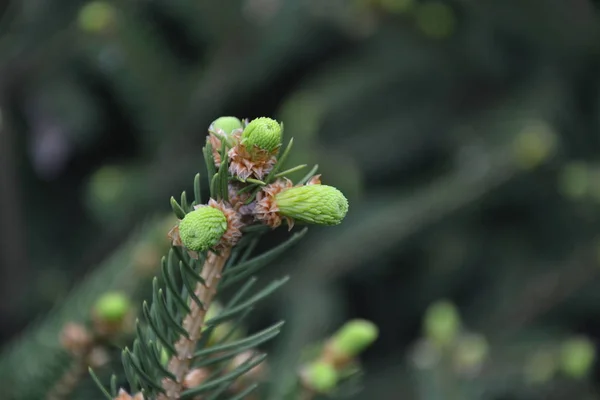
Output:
[
  {"left": 179, "top": 206, "right": 228, "bottom": 252},
  {"left": 423, "top": 300, "right": 461, "bottom": 348},
  {"left": 560, "top": 336, "right": 596, "bottom": 379},
  {"left": 241, "top": 117, "right": 282, "bottom": 152},
  {"left": 304, "top": 361, "right": 338, "bottom": 393},
  {"left": 94, "top": 292, "right": 130, "bottom": 323},
  {"left": 330, "top": 319, "right": 379, "bottom": 357},
  {"left": 275, "top": 185, "right": 349, "bottom": 226},
  {"left": 211, "top": 116, "right": 243, "bottom": 136}
]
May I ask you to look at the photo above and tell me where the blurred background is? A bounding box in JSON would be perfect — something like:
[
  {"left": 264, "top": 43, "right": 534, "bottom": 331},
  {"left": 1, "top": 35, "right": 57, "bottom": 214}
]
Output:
[{"left": 2, "top": 0, "right": 600, "bottom": 398}]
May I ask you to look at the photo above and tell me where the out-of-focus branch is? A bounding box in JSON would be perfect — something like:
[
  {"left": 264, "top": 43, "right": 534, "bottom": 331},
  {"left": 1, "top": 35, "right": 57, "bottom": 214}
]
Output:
[
  {"left": 0, "top": 98, "right": 29, "bottom": 327},
  {"left": 487, "top": 247, "right": 599, "bottom": 338}
]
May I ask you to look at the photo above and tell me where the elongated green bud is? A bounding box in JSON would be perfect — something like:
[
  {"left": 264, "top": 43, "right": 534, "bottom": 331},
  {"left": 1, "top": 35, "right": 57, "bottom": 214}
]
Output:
[
  {"left": 178, "top": 206, "right": 227, "bottom": 252},
  {"left": 211, "top": 116, "right": 243, "bottom": 136},
  {"left": 330, "top": 319, "right": 379, "bottom": 358},
  {"left": 275, "top": 185, "right": 348, "bottom": 225},
  {"left": 93, "top": 292, "right": 130, "bottom": 323},
  {"left": 241, "top": 117, "right": 282, "bottom": 152},
  {"left": 304, "top": 361, "right": 338, "bottom": 393}
]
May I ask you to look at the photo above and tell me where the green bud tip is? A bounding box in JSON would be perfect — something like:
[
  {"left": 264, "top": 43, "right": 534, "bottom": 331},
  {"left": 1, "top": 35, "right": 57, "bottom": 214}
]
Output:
[
  {"left": 178, "top": 206, "right": 228, "bottom": 252},
  {"left": 305, "top": 361, "right": 338, "bottom": 393},
  {"left": 560, "top": 336, "right": 596, "bottom": 379},
  {"left": 330, "top": 319, "right": 379, "bottom": 357},
  {"left": 275, "top": 185, "right": 349, "bottom": 226},
  {"left": 93, "top": 292, "right": 130, "bottom": 322},
  {"left": 423, "top": 300, "right": 461, "bottom": 347},
  {"left": 211, "top": 116, "right": 243, "bottom": 136},
  {"left": 241, "top": 117, "right": 282, "bottom": 152}
]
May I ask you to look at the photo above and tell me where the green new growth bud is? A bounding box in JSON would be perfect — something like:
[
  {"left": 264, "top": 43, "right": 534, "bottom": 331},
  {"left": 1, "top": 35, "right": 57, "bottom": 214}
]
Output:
[
  {"left": 178, "top": 206, "right": 228, "bottom": 252},
  {"left": 211, "top": 116, "right": 243, "bottom": 136},
  {"left": 560, "top": 336, "right": 596, "bottom": 379},
  {"left": 241, "top": 117, "right": 282, "bottom": 152},
  {"left": 275, "top": 185, "right": 349, "bottom": 225},
  {"left": 423, "top": 300, "right": 461, "bottom": 348},
  {"left": 304, "top": 361, "right": 338, "bottom": 393},
  {"left": 330, "top": 319, "right": 379, "bottom": 358},
  {"left": 93, "top": 292, "right": 130, "bottom": 323}
]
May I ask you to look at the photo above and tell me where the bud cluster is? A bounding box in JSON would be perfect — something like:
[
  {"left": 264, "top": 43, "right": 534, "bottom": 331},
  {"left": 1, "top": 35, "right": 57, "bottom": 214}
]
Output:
[
  {"left": 88, "top": 117, "right": 352, "bottom": 400},
  {"left": 170, "top": 116, "right": 350, "bottom": 254},
  {"left": 416, "top": 300, "right": 490, "bottom": 377},
  {"left": 61, "top": 291, "right": 133, "bottom": 358},
  {"left": 301, "top": 319, "right": 379, "bottom": 394},
  {"left": 58, "top": 292, "right": 135, "bottom": 400}
]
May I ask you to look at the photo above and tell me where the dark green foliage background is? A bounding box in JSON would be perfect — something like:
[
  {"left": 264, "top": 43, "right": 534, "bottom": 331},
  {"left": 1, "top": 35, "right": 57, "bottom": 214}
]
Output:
[{"left": 1, "top": 0, "right": 600, "bottom": 398}]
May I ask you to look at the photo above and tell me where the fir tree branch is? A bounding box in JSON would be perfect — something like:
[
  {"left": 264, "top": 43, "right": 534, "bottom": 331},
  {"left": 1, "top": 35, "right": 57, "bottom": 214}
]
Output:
[
  {"left": 96, "top": 116, "right": 349, "bottom": 400},
  {"left": 160, "top": 248, "right": 232, "bottom": 399}
]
